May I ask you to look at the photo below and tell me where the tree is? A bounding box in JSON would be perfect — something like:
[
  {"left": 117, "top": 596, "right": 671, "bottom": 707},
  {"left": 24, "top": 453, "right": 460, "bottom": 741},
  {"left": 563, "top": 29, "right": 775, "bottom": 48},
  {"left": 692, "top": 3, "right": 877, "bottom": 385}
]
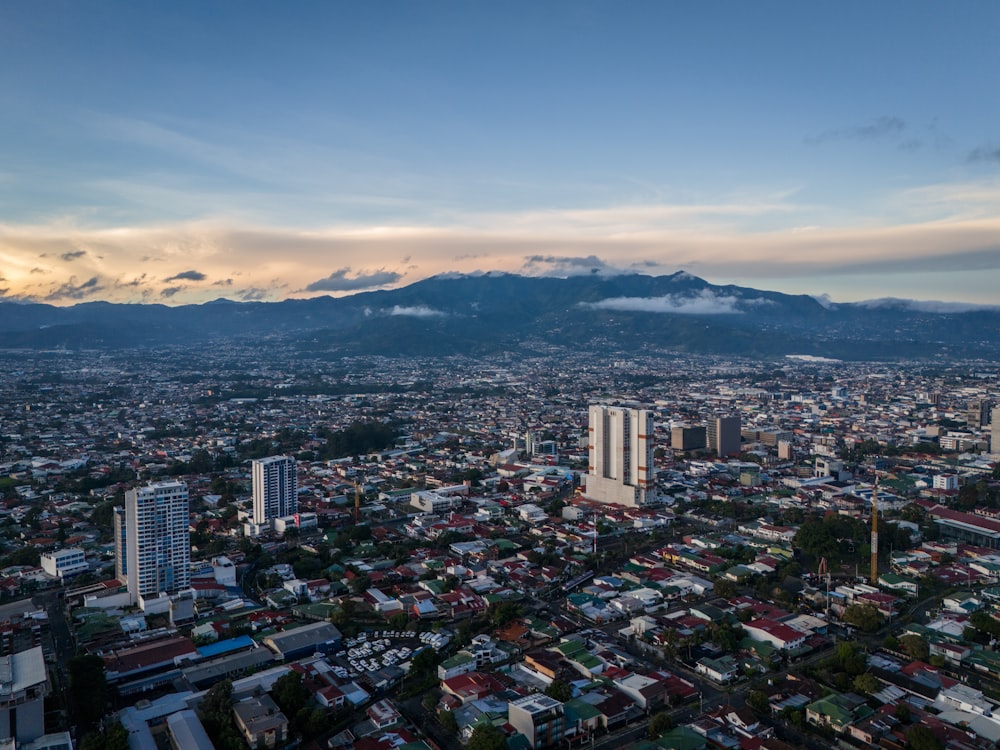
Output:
[
  {"left": 467, "top": 722, "right": 506, "bottom": 750},
  {"left": 489, "top": 601, "right": 522, "bottom": 628},
  {"left": 410, "top": 647, "right": 441, "bottom": 676},
  {"left": 898, "top": 634, "right": 930, "bottom": 661},
  {"left": 843, "top": 604, "right": 883, "bottom": 633},
  {"left": 746, "top": 690, "right": 771, "bottom": 715},
  {"left": 271, "top": 671, "right": 310, "bottom": 719},
  {"left": 438, "top": 709, "right": 458, "bottom": 734},
  {"left": 969, "top": 610, "right": 1000, "bottom": 638},
  {"left": 906, "top": 725, "right": 943, "bottom": 750},
  {"left": 714, "top": 578, "right": 737, "bottom": 598},
  {"left": 853, "top": 673, "right": 879, "bottom": 694},
  {"left": 545, "top": 679, "right": 572, "bottom": 702},
  {"left": 894, "top": 703, "right": 911, "bottom": 723},
  {"left": 80, "top": 721, "right": 129, "bottom": 750},
  {"left": 198, "top": 679, "right": 245, "bottom": 750},
  {"left": 68, "top": 654, "right": 110, "bottom": 727},
  {"left": 649, "top": 711, "right": 673, "bottom": 738}
]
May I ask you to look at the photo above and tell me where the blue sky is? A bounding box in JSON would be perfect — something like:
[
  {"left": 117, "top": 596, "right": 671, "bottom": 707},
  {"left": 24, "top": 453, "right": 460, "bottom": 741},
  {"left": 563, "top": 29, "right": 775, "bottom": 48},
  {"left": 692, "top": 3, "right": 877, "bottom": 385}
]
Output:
[{"left": 1, "top": 1, "right": 999, "bottom": 304}]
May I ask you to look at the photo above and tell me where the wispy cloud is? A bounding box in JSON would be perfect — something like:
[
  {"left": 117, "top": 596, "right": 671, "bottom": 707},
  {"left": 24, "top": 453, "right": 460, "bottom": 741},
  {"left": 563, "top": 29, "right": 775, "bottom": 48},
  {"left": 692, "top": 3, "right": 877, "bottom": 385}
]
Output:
[
  {"left": 584, "top": 289, "right": 767, "bottom": 315},
  {"left": 389, "top": 305, "right": 446, "bottom": 318},
  {"left": 44, "top": 276, "right": 103, "bottom": 301},
  {"left": 304, "top": 267, "right": 402, "bottom": 292},
  {"left": 853, "top": 297, "right": 1000, "bottom": 313},
  {"left": 522, "top": 255, "right": 616, "bottom": 276},
  {"left": 60, "top": 250, "right": 86, "bottom": 261},
  {"left": 805, "top": 116, "right": 905, "bottom": 145},
  {"left": 968, "top": 143, "right": 1000, "bottom": 164},
  {"left": 164, "top": 269, "right": 207, "bottom": 282}
]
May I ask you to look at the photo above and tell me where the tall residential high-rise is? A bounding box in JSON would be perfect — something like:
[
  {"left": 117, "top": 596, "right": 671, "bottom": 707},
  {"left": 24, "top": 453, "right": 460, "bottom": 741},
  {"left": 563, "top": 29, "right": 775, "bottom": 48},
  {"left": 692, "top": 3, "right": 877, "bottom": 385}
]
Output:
[
  {"left": 584, "top": 405, "right": 655, "bottom": 507},
  {"left": 124, "top": 480, "right": 190, "bottom": 601},
  {"left": 992, "top": 406, "right": 1000, "bottom": 454},
  {"left": 113, "top": 505, "right": 127, "bottom": 584},
  {"left": 707, "top": 415, "right": 741, "bottom": 457},
  {"left": 252, "top": 455, "right": 298, "bottom": 526}
]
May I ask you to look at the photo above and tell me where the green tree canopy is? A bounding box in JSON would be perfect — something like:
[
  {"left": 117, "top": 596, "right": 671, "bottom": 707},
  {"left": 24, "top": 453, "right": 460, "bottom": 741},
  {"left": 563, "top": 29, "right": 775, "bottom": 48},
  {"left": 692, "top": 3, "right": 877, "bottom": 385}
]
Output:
[{"left": 467, "top": 722, "right": 506, "bottom": 750}]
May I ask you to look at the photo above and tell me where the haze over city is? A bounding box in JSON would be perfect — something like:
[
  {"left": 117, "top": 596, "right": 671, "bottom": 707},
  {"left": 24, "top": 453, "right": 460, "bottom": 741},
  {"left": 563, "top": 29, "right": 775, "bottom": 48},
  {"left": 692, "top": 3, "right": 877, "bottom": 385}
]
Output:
[{"left": 1, "top": 2, "right": 999, "bottom": 306}]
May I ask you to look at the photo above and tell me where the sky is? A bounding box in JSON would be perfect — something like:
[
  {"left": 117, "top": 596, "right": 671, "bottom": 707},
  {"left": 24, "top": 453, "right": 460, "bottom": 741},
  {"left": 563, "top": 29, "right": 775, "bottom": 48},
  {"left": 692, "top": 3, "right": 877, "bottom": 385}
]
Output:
[{"left": 1, "top": 1, "right": 999, "bottom": 306}]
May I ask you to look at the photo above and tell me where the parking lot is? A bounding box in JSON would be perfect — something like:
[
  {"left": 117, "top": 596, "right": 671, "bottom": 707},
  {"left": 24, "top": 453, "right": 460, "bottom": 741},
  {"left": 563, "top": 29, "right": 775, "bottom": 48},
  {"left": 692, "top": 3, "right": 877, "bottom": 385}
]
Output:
[{"left": 331, "top": 629, "right": 449, "bottom": 678}]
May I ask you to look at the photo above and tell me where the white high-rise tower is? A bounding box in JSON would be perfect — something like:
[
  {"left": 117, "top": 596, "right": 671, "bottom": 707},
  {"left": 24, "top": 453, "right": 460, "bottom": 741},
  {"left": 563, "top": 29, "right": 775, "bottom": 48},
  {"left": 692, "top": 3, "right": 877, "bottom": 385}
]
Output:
[
  {"left": 124, "top": 480, "right": 190, "bottom": 601},
  {"left": 252, "top": 455, "right": 298, "bottom": 526},
  {"left": 584, "top": 405, "right": 655, "bottom": 507}
]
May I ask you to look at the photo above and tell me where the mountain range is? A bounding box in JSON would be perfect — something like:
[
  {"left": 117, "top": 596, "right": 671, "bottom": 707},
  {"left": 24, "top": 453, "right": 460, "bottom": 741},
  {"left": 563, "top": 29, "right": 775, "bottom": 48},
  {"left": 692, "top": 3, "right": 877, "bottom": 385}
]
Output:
[{"left": 2, "top": 272, "right": 998, "bottom": 361}]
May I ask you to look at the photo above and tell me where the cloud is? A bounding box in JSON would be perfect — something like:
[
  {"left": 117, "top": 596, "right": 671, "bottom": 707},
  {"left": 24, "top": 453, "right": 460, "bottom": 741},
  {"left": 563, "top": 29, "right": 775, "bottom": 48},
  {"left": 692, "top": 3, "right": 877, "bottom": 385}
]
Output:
[
  {"left": 522, "top": 255, "right": 617, "bottom": 276},
  {"left": 115, "top": 274, "right": 147, "bottom": 288},
  {"left": 968, "top": 144, "right": 1000, "bottom": 164},
  {"left": 238, "top": 287, "right": 270, "bottom": 301},
  {"left": 853, "top": 297, "right": 1000, "bottom": 313},
  {"left": 584, "top": 289, "right": 760, "bottom": 315},
  {"left": 161, "top": 286, "right": 183, "bottom": 298},
  {"left": 213, "top": 278, "right": 233, "bottom": 286},
  {"left": 60, "top": 250, "right": 86, "bottom": 261},
  {"left": 44, "top": 276, "right": 103, "bottom": 302},
  {"left": 806, "top": 116, "right": 905, "bottom": 145},
  {"left": 811, "top": 293, "right": 834, "bottom": 309},
  {"left": 303, "top": 267, "right": 402, "bottom": 292},
  {"left": 389, "top": 305, "right": 446, "bottom": 318},
  {"left": 164, "top": 269, "right": 207, "bottom": 282}
]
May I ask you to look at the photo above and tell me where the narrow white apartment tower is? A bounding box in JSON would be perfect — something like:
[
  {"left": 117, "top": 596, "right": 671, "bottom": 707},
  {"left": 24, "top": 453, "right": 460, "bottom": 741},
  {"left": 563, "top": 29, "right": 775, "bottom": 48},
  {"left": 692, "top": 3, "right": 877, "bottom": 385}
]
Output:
[
  {"left": 113, "top": 505, "right": 127, "bottom": 584},
  {"left": 584, "top": 405, "right": 655, "bottom": 507},
  {"left": 252, "top": 455, "right": 298, "bottom": 526},
  {"left": 124, "top": 480, "right": 190, "bottom": 601}
]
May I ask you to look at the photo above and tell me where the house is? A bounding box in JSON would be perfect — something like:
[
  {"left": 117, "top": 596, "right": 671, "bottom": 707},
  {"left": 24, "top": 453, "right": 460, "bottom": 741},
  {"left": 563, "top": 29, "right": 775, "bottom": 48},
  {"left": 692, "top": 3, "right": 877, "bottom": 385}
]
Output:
[
  {"left": 743, "top": 618, "right": 807, "bottom": 651},
  {"left": 696, "top": 655, "right": 740, "bottom": 684},
  {"left": 805, "top": 693, "right": 872, "bottom": 733}
]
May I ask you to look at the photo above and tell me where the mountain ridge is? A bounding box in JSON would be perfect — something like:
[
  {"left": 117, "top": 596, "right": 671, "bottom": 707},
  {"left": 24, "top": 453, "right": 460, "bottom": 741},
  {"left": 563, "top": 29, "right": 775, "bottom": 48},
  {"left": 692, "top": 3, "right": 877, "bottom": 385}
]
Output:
[{"left": 2, "top": 272, "right": 997, "bottom": 360}]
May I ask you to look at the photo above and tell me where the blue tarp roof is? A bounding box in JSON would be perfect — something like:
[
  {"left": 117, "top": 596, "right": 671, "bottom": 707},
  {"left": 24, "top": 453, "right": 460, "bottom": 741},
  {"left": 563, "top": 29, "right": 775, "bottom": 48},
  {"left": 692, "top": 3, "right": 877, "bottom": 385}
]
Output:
[{"left": 195, "top": 634, "right": 255, "bottom": 659}]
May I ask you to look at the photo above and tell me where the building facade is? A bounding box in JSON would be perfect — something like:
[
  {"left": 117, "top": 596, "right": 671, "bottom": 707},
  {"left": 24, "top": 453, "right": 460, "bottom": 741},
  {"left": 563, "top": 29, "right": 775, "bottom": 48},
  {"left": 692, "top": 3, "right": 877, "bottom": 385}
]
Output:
[
  {"left": 252, "top": 455, "right": 298, "bottom": 527},
  {"left": 707, "top": 415, "right": 741, "bottom": 457},
  {"left": 508, "top": 694, "right": 565, "bottom": 749},
  {"left": 584, "top": 405, "right": 655, "bottom": 507},
  {"left": 993, "top": 406, "right": 1000, "bottom": 454},
  {"left": 114, "top": 505, "right": 127, "bottom": 584},
  {"left": 39, "top": 548, "right": 88, "bottom": 580},
  {"left": 124, "top": 480, "right": 191, "bottom": 601},
  {"left": 0, "top": 646, "right": 48, "bottom": 744}
]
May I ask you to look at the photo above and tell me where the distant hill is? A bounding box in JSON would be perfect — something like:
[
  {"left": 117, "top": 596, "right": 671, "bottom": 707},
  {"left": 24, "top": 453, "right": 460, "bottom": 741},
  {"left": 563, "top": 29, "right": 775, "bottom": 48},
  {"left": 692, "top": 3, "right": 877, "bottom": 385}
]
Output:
[{"left": 2, "top": 272, "right": 998, "bottom": 361}]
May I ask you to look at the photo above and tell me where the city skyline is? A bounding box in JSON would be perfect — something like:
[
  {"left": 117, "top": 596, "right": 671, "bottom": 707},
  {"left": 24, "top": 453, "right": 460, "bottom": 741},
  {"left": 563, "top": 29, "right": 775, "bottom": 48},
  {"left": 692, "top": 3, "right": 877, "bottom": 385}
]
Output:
[{"left": 2, "top": 2, "right": 999, "bottom": 306}]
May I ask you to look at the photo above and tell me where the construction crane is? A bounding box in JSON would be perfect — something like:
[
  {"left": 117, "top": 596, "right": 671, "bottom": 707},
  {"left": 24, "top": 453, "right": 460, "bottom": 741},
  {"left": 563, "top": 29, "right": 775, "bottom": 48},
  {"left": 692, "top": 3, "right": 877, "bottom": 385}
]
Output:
[
  {"left": 871, "top": 475, "right": 879, "bottom": 584},
  {"left": 818, "top": 556, "right": 831, "bottom": 616}
]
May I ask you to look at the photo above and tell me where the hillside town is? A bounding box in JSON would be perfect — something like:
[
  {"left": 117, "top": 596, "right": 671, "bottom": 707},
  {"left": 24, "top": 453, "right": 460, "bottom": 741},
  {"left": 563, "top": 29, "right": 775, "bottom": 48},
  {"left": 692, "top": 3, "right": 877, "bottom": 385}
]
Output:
[{"left": 1, "top": 346, "right": 1000, "bottom": 750}]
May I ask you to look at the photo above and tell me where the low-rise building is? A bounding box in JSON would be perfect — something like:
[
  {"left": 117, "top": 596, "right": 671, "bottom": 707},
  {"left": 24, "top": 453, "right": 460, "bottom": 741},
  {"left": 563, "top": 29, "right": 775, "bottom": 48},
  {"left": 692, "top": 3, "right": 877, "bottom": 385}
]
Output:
[{"left": 233, "top": 693, "right": 288, "bottom": 749}]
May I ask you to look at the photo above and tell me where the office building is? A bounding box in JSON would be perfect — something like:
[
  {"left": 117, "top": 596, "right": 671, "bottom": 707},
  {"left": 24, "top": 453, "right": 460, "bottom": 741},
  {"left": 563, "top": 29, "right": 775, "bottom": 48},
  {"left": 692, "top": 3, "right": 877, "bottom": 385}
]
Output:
[
  {"left": 252, "top": 455, "right": 297, "bottom": 527},
  {"left": 707, "top": 415, "right": 741, "bottom": 457},
  {"left": 124, "top": 480, "right": 191, "bottom": 602},
  {"left": 40, "top": 548, "right": 88, "bottom": 580},
  {"left": 967, "top": 399, "right": 993, "bottom": 429},
  {"left": 671, "top": 425, "right": 706, "bottom": 452},
  {"left": 114, "top": 505, "right": 127, "bottom": 584},
  {"left": 584, "top": 405, "right": 655, "bottom": 507}
]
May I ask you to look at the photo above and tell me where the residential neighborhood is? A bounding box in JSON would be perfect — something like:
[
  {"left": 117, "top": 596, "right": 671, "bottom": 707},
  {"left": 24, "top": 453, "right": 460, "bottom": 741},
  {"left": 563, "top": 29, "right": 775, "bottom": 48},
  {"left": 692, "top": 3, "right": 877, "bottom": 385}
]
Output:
[{"left": 1, "top": 346, "right": 999, "bottom": 750}]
